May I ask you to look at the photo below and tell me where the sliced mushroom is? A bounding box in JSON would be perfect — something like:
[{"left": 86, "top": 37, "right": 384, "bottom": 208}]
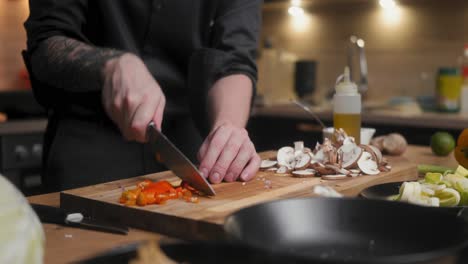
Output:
[
  {"left": 303, "top": 147, "right": 312, "bottom": 153},
  {"left": 260, "top": 160, "right": 278, "bottom": 169},
  {"left": 360, "top": 145, "right": 378, "bottom": 162},
  {"left": 342, "top": 136, "right": 356, "bottom": 146},
  {"left": 277, "top": 146, "right": 296, "bottom": 168},
  {"left": 292, "top": 169, "right": 317, "bottom": 178},
  {"left": 380, "top": 158, "right": 389, "bottom": 166},
  {"left": 314, "top": 166, "right": 336, "bottom": 176},
  {"left": 337, "top": 150, "right": 343, "bottom": 168},
  {"left": 333, "top": 128, "right": 348, "bottom": 146},
  {"left": 340, "top": 145, "right": 363, "bottom": 169},
  {"left": 312, "top": 162, "right": 325, "bottom": 168},
  {"left": 313, "top": 149, "right": 328, "bottom": 164},
  {"left": 325, "top": 164, "right": 350, "bottom": 175},
  {"left": 321, "top": 174, "right": 347, "bottom": 180},
  {"left": 369, "top": 145, "right": 383, "bottom": 164},
  {"left": 276, "top": 165, "right": 292, "bottom": 174},
  {"left": 295, "top": 152, "right": 312, "bottom": 170},
  {"left": 357, "top": 151, "right": 380, "bottom": 175},
  {"left": 294, "top": 141, "right": 304, "bottom": 153},
  {"left": 266, "top": 167, "right": 278, "bottom": 172},
  {"left": 322, "top": 138, "right": 334, "bottom": 153},
  {"left": 378, "top": 165, "right": 390, "bottom": 172},
  {"left": 327, "top": 149, "right": 338, "bottom": 165}
]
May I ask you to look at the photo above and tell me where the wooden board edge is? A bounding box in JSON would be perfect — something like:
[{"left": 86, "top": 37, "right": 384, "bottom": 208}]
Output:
[
  {"left": 335, "top": 164, "right": 419, "bottom": 196},
  {"left": 60, "top": 192, "right": 225, "bottom": 241}
]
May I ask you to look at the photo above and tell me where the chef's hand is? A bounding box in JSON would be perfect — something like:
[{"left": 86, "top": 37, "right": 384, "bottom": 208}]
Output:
[
  {"left": 197, "top": 122, "right": 261, "bottom": 184},
  {"left": 102, "top": 53, "right": 165, "bottom": 142}
]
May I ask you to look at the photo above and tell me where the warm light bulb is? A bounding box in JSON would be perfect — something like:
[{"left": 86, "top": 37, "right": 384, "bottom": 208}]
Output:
[
  {"left": 290, "top": 13, "right": 311, "bottom": 32},
  {"left": 291, "top": 0, "right": 301, "bottom": 6},
  {"left": 288, "top": 6, "right": 304, "bottom": 17},
  {"left": 379, "top": 0, "right": 397, "bottom": 9},
  {"left": 356, "top": 39, "right": 365, "bottom": 48}
]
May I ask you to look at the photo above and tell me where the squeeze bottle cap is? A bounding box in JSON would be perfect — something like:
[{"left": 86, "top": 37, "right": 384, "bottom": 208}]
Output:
[{"left": 335, "top": 67, "right": 358, "bottom": 94}]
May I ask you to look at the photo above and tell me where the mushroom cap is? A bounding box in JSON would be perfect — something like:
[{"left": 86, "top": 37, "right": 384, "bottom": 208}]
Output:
[
  {"left": 383, "top": 133, "right": 407, "bottom": 156},
  {"left": 370, "top": 136, "right": 386, "bottom": 151}
]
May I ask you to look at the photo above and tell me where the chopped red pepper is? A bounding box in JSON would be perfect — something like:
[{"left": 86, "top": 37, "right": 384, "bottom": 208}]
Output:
[{"left": 119, "top": 179, "right": 200, "bottom": 206}]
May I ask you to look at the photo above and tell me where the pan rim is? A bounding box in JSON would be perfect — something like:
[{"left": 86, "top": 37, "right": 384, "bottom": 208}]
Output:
[
  {"left": 224, "top": 197, "right": 468, "bottom": 264},
  {"left": 360, "top": 181, "right": 467, "bottom": 210}
]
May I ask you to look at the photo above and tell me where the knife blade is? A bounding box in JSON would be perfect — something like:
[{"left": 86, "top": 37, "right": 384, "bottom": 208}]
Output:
[
  {"left": 31, "top": 203, "right": 129, "bottom": 235},
  {"left": 147, "top": 121, "right": 216, "bottom": 196}
]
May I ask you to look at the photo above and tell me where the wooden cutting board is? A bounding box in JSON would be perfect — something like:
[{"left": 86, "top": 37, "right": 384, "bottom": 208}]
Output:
[{"left": 60, "top": 153, "right": 417, "bottom": 240}]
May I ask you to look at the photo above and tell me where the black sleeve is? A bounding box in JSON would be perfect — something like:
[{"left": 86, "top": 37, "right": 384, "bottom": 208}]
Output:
[
  {"left": 25, "top": 0, "right": 89, "bottom": 53},
  {"left": 209, "top": 0, "right": 262, "bottom": 84},
  {"left": 187, "top": 0, "right": 262, "bottom": 136}
]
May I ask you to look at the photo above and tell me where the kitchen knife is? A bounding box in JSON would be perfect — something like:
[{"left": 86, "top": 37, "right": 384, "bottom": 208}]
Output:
[
  {"left": 147, "top": 121, "right": 216, "bottom": 196},
  {"left": 31, "top": 203, "right": 129, "bottom": 235}
]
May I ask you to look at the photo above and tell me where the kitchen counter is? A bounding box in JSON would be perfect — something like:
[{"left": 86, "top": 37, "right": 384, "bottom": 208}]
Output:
[
  {"left": 27, "top": 145, "right": 458, "bottom": 264},
  {"left": 28, "top": 193, "right": 161, "bottom": 264},
  {"left": 0, "top": 119, "right": 47, "bottom": 135},
  {"left": 252, "top": 104, "right": 468, "bottom": 130}
]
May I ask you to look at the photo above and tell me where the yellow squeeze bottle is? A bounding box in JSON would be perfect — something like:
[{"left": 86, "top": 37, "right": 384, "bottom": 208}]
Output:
[{"left": 333, "top": 67, "right": 362, "bottom": 144}]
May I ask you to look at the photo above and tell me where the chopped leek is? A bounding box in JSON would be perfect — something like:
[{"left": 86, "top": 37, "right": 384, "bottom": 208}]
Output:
[{"left": 393, "top": 169, "right": 468, "bottom": 207}]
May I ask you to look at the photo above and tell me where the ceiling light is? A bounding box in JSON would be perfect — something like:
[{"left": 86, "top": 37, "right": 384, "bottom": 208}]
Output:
[
  {"left": 379, "top": 0, "right": 396, "bottom": 9},
  {"left": 288, "top": 6, "right": 304, "bottom": 17},
  {"left": 356, "top": 39, "right": 365, "bottom": 48},
  {"left": 291, "top": 0, "right": 301, "bottom": 6}
]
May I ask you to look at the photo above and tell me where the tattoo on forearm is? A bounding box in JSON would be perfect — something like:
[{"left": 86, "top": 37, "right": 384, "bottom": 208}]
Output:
[{"left": 31, "top": 36, "right": 124, "bottom": 92}]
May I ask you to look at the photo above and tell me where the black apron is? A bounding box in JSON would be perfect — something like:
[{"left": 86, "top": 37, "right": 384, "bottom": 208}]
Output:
[{"left": 42, "top": 110, "right": 202, "bottom": 192}]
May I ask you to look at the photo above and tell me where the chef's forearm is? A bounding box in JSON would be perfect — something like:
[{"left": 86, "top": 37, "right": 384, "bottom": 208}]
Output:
[
  {"left": 30, "top": 36, "right": 124, "bottom": 92},
  {"left": 206, "top": 74, "right": 253, "bottom": 130}
]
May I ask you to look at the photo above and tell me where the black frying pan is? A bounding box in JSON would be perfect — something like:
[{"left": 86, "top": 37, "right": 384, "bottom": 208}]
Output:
[{"left": 224, "top": 198, "right": 468, "bottom": 264}]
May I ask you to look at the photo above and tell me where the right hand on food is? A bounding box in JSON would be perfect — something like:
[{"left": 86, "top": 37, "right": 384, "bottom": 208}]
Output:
[{"left": 102, "top": 53, "right": 166, "bottom": 142}]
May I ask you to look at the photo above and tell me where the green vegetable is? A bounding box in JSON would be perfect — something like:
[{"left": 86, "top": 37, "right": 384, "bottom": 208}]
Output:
[
  {"left": 418, "top": 164, "right": 454, "bottom": 175},
  {"left": 392, "top": 168, "right": 468, "bottom": 207},
  {"left": 457, "top": 190, "right": 468, "bottom": 206},
  {"left": 434, "top": 188, "right": 460, "bottom": 207},
  {"left": 424, "top": 172, "right": 443, "bottom": 184},
  {"left": 439, "top": 180, "right": 453, "bottom": 188},
  {"left": 455, "top": 165, "right": 468, "bottom": 178}
]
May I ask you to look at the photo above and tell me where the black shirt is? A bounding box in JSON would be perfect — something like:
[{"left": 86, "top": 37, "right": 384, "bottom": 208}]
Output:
[{"left": 24, "top": 0, "right": 261, "bottom": 123}]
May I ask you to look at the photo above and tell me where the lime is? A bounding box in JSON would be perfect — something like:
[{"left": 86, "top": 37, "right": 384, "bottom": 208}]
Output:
[{"left": 430, "top": 132, "right": 455, "bottom": 156}]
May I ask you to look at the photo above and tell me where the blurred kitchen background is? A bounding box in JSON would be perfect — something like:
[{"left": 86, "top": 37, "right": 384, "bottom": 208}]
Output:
[{"left": 0, "top": 0, "right": 467, "bottom": 194}]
